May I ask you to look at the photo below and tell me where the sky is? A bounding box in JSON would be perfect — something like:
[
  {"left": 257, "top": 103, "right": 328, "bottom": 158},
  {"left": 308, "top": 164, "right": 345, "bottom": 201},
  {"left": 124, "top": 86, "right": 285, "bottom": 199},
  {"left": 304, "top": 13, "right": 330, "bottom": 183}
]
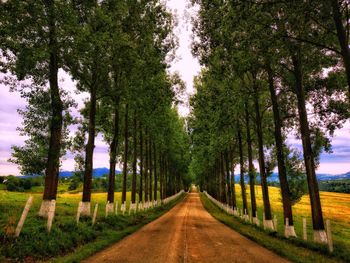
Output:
[{"left": 0, "top": 0, "right": 349, "bottom": 176}]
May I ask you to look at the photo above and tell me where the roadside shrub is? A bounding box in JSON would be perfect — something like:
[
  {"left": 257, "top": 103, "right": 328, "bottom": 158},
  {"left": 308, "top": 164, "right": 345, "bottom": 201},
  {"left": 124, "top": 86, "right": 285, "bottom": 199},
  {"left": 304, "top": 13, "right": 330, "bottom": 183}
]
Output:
[
  {"left": 6, "top": 183, "right": 17, "bottom": 192},
  {"left": 68, "top": 180, "right": 79, "bottom": 191},
  {"left": 23, "top": 179, "right": 32, "bottom": 190}
]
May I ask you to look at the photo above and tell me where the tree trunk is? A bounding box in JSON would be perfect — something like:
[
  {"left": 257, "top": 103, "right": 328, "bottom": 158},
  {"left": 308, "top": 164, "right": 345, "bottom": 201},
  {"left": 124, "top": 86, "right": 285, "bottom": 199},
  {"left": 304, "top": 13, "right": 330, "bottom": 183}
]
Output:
[
  {"left": 107, "top": 103, "right": 120, "bottom": 204},
  {"left": 229, "top": 149, "right": 237, "bottom": 209},
  {"left": 161, "top": 155, "right": 165, "bottom": 199},
  {"left": 131, "top": 112, "right": 137, "bottom": 204},
  {"left": 331, "top": 0, "right": 350, "bottom": 98},
  {"left": 139, "top": 124, "right": 143, "bottom": 202},
  {"left": 42, "top": 0, "right": 63, "bottom": 213},
  {"left": 224, "top": 150, "right": 232, "bottom": 207},
  {"left": 237, "top": 124, "right": 248, "bottom": 215},
  {"left": 164, "top": 157, "right": 168, "bottom": 197},
  {"left": 220, "top": 152, "right": 227, "bottom": 203},
  {"left": 149, "top": 138, "right": 153, "bottom": 201},
  {"left": 291, "top": 53, "right": 326, "bottom": 241},
  {"left": 215, "top": 159, "right": 219, "bottom": 200},
  {"left": 159, "top": 154, "right": 163, "bottom": 200},
  {"left": 153, "top": 143, "right": 157, "bottom": 201},
  {"left": 266, "top": 64, "right": 295, "bottom": 230},
  {"left": 145, "top": 131, "right": 149, "bottom": 202},
  {"left": 254, "top": 84, "right": 273, "bottom": 223},
  {"left": 144, "top": 135, "right": 149, "bottom": 202},
  {"left": 122, "top": 104, "right": 129, "bottom": 203},
  {"left": 245, "top": 103, "right": 257, "bottom": 218},
  {"left": 82, "top": 76, "right": 98, "bottom": 208}
]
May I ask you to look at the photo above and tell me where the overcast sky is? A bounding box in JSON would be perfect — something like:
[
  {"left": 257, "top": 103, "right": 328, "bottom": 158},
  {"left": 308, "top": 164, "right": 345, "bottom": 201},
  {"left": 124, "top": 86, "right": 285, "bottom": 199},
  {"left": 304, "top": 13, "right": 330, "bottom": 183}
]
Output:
[{"left": 0, "top": 0, "right": 349, "bottom": 176}]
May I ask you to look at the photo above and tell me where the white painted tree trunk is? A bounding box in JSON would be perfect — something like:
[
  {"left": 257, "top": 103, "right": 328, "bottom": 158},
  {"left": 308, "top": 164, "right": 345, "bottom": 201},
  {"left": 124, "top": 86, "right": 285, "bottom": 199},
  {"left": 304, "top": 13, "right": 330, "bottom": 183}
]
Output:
[
  {"left": 38, "top": 199, "right": 52, "bottom": 218},
  {"left": 314, "top": 230, "right": 328, "bottom": 244},
  {"left": 80, "top": 201, "right": 91, "bottom": 217},
  {"left": 106, "top": 202, "right": 114, "bottom": 217},
  {"left": 264, "top": 220, "right": 275, "bottom": 231},
  {"left": 284, "top": 225, "right": 297, "bottom": 238}
]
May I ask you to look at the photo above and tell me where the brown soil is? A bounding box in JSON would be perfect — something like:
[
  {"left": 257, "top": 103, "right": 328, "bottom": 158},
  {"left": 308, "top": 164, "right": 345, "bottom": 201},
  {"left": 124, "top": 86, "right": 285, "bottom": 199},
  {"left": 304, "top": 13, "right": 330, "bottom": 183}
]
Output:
[{"left": 83, "top": 193, "right": 289, "bottom": 263}]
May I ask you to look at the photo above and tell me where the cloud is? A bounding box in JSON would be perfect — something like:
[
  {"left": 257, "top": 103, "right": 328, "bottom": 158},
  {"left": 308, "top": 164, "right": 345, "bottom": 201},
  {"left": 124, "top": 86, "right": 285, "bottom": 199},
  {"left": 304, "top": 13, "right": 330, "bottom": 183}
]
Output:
[{"left": 166, "top": 0, "right": 201, "bottom": 116}]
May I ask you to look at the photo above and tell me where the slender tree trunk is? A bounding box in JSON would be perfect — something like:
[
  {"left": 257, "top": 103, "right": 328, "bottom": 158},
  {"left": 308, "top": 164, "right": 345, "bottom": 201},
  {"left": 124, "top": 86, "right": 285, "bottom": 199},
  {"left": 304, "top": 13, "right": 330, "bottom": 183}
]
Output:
[
  {"left": 122, "top": 104, "right": 129, "bottom": 203},
  {"left": 266, "top": 64, "right": 294, "bottom": 230},
  {"left": 139, "top": 124, "right": 143, "bottom": 202},
  {"left": 42, "top": 0, "right": 63, "bottom": 210},
  {"left": 237, "top": 124, "right": 248, "bottom": 215},
  {"left": 144, "top": 131, "right": 149, "bottom": 202},
  {"left": 82, "top": 76, "right": 98, "bottom": 207},
  {"left": 220, "top": 153, "right": 226, "bottom": 203},
  {"left": 131, "top": 112, "right": 137, "bottom": 203},
  {"left": 291, "top": 53, "right": 326, "bottom": 241},
  {"left": 245, "top": 103, "right": 257, "bottom": 218},
  {"left": 215, "top": 160, "right": 218, "bottom": 199},
  {"left": 224, "top": 150, "right": 232, "bottom": 207},
  {"left": 331, "top": 0, "right": 350, "bottom": 98},
  {"left": 164, "top": 157, "right": 168, "bottom": 197},
  {"left": 254, "top": 84, "right": 273, "bottom": 223},
  {"left": 229, "top": 149, "right": 236, "bottom": 209},
  {"left": 153, "top": 143, "right": 157, "bottom": 200},
  {"left": 163, "top": 156, "right": 166, "bottom": 198},
  {"left": 107, "top": 103, "right": 120, "bottom": 204},
  {"left": 159, "top": 155, "right": 163, "bottom": 200},
  {"left": 149, "top": 138, "right": 153, "bottom": 201}
]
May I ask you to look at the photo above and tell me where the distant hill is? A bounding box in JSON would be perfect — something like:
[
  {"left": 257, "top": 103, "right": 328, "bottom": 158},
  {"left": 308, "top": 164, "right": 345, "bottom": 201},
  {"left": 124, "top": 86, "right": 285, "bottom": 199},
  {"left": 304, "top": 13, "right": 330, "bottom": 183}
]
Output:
[
  {"left": 59, "top": 168, "right": 121, "bottom": 178},
  {"left": 316, "top": 172, "right": 350, "bottom": 181},
  {"left": 234, "top": 171, "right": 350, "bottom": 182}
]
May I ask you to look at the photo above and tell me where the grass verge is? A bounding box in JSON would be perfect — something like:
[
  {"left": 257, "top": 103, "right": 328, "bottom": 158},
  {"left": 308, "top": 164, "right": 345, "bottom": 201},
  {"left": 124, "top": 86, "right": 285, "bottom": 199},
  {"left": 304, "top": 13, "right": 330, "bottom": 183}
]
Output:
[
  {"left": 0, "top": 194, "right": 185, "bottom": 263},
  {"left": 200, "top": 193, "right": 347, "bottom": 263}
]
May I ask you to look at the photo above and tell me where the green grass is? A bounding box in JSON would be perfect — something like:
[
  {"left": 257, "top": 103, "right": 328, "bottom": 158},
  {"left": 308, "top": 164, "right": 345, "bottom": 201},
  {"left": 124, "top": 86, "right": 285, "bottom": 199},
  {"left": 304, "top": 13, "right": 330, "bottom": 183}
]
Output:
[
  {"left": 0, "top": 190, "right": 184, "bottom": 262},
  {"left": 201, "top": 193, "right": 347, "bottom": 263}
]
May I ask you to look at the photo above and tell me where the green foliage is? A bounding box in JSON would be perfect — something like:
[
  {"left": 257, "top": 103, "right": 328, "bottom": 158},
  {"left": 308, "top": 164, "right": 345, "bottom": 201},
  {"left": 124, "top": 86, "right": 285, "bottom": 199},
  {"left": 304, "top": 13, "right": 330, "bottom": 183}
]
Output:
[
  {"left": 318, "top": 180, "right": 350, "bottom": 194},
  {"left": 7, "top": 85, "right": 76, "bottom": 176},
  {"left": 2, "top": 176, "right": 43, "bottom": 192},
  {"left": 284, "top": 147, "right": 308, "bottom": 205}
]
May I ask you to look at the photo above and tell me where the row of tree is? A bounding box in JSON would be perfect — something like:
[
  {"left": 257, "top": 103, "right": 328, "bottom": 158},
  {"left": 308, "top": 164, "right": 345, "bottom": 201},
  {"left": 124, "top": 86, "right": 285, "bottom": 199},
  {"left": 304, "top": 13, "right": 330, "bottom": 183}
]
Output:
[
  {"left": 1, "top": 0, "right": 190, "bottom": 217},
  {"left": 189, "top": 0, "right": 350, "bottom": 243}
]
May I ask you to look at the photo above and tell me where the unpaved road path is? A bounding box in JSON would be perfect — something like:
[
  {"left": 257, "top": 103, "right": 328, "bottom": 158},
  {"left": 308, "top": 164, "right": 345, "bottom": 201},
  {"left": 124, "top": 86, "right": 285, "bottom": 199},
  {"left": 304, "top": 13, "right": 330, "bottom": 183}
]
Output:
[{"left": 84, "top": 193, "right": 289, "bottom": 263}]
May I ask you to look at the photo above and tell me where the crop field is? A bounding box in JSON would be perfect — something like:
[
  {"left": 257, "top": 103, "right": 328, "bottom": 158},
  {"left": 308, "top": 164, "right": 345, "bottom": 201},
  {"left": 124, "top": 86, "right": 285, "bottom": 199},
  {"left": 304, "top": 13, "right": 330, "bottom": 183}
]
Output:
[{"left": 233, "top": 185, "right": 350, "bottom": 254}]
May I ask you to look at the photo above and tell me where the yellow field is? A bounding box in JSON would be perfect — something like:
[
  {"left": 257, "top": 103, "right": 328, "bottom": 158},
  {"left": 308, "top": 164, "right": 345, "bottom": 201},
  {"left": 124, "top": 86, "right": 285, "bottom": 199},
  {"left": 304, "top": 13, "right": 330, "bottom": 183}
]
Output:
[{"left": 233, "top": 185, "right": 350, "bottom": 249}]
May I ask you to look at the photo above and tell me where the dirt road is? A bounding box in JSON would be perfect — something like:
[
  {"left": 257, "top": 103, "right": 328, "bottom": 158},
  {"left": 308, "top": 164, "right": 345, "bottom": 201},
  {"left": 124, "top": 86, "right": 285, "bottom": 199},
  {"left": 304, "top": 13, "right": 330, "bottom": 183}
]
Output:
[{"left": 84, "top": 193, "right": 289, "bottom": 263}]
